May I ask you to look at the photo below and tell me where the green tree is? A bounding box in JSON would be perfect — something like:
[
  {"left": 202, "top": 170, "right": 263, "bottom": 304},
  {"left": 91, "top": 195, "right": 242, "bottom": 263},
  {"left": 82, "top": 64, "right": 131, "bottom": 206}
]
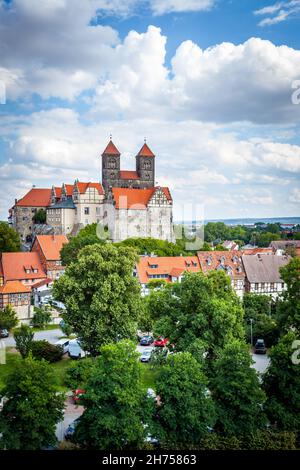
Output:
[
  {"left": 74, "top": 341, "right": 150, "bottom": 449},
  {"left": 255, "top": 232, "right": 281, "bottom": 247},
  {"left": 0, "top": 222, "right": 20, "bottom": 252},
  {"left": 65, "top": 358, "right": 96, "bottom": 389},
  {"left": 14, "top": 324, "right": 34, "bottom": 358},
  {"left": 155, "top": 352, "right": 215, "bottom": 447},
  {"left": 53, "top": 244, "right": 142, "bottom": 355},
  {"left": 60, "top": 223, "right": 106, "bottom": 265},
  {"left": 116, "top": 237, "right": 188, "bottom": 256},
  {"left": 277, "top": 257, "right": 300, "bottom": 333},
  {"left": 263, "top": 332, "right": 300, "bottom": 432},
  {"left": 30, "top": 305, "right": 52, "bottom": 329},
  {"left": 0, "top": 304, "right": 18, "bottom": 330},
  {"left": 149, "top": 271, "right": 244, "bottom": 364},
  {"left": 211, "top": 341, "right": 267, "bottom": 436},
  {"left": 30, "top": 340, "right": 63, "bottom": 363},
  {"left": 32, "top": 208, "right": 46, "bottom": 224},
  {"left": 0, "top": 355, "right": 64, "bottom": 450},
  {"left": 243, "top": 293, "right": 279, "bottom": 347},
  {"left": 204, "top": 222, "right": 230, "bottom": 243}
]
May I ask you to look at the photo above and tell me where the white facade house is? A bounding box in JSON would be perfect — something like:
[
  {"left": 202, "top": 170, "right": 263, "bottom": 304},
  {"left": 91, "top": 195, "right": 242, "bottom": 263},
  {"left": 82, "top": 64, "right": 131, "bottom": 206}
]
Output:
[{"left": 242, "top": 253, "right": 291, "bottom": 300}]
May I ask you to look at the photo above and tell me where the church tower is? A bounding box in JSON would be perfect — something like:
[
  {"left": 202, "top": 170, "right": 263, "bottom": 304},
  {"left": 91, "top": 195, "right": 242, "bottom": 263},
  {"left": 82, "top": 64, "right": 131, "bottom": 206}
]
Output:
[
  {"left": 101, "top": 139, "right": 121, "bottom": 195},
  {"left": 136, "top": 142, "right": 155, "bottom": 188}
]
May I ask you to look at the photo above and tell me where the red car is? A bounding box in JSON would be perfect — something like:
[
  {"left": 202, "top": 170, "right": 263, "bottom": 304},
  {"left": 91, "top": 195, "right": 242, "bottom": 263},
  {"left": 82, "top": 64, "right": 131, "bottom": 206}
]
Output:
[
  {"left": 72, "top": 388, "right": 85, "bottom": 404},
  {"left": 154, "top": 337, "right": 169, "bottom": 347}
]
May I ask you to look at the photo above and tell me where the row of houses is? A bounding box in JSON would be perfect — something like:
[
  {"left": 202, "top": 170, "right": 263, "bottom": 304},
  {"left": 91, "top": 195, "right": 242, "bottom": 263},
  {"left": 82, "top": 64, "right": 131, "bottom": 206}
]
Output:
[
  {"left": 0, "top": 235, "right": 294, "bottom": 324},
  {"left": 136, "top": 250, "right": 291, "bottom": 299},
  {"left": 0, "top": 235, "right": 68, "bottom": 322}
]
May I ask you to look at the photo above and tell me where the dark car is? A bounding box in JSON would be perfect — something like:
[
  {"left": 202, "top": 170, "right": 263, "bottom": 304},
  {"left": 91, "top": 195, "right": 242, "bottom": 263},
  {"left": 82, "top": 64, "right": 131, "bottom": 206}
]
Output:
[
  {"left": 0, "top": 329, "right": 9, "bottom": 338},
  {"left": 140, "top": 335, "right": 154, "bottom": 346},
  {"left": 254, "top": 339, "right": 267, "bottom": 354},
  {"left": 64, "top": 418, "right": 80, "bottom": 441}
]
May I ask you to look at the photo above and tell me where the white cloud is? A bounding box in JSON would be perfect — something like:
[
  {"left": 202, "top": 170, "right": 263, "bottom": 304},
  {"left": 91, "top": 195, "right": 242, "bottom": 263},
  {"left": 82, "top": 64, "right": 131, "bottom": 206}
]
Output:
[
  {"left": 1, "top": 2, "right": 300, "bottom": 124},
  {"left": 150, "top": 0, "right": 215, "bottom": 15},
  {"left": 289, "top": 187, "right": 300, "bottom": 203},
  {"left": 254, "top": 1, "right": 300, "bottom": 27},
  {"left": 1, "top": 108, "right": 299, "bottom": 221}
]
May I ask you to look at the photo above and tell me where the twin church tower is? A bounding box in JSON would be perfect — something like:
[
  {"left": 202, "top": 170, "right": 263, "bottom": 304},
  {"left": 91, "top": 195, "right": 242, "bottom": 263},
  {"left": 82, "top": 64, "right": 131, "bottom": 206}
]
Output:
[{"left": 102, "top": 139, "right": 155, "bottom": 195}]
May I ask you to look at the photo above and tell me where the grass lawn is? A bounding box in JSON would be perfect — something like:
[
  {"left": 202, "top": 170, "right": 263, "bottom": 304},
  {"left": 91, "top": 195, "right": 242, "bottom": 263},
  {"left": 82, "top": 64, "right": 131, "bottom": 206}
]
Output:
[
  {"left": 0, "top": 351, "right": 76, "bottom": 392},
  {"left": 140, "top": 363, "right": 161, "bottom": 391}
]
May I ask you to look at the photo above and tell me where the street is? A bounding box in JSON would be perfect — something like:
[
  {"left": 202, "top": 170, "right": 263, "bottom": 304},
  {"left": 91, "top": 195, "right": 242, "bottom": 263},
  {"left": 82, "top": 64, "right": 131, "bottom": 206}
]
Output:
[
  {"left": 3, "top": 328, "right": 62, "bottom": 348},
  {"left": 56, "top": 394, "right": 84, "bottom": 442},
  {"left": 251, "top": 353, "right": 270, "bottom": 376}
]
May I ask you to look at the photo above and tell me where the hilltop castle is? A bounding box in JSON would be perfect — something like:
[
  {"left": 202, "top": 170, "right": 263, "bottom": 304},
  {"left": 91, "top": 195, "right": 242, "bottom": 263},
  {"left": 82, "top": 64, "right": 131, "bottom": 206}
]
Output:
[{"left": 10, "top": 139, "right": 174, "bottom": 243}]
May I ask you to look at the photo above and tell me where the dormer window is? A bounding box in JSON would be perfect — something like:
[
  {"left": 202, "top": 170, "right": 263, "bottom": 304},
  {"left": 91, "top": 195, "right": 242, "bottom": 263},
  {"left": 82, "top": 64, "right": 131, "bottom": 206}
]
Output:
[
  {"left": 206, "top": 257, "right": 212, "bottom": 266},
  {"left": 149, "top": 264, "right": 158, "bottom": 269},
  {"left": 185, "top": 261, "right": 191, "bottom": 267}
]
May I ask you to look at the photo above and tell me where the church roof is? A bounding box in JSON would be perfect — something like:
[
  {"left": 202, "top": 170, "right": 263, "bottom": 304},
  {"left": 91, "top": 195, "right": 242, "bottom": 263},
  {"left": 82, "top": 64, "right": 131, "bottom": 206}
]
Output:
[
  {"left": 137, "top": 143, "right": 155, "bottom": 157},
  {"left": 111, "top": 187, "right": 172, "bottom": 210},
  {"left": 15, "top": 188, "right": 52, "bottom": 207},
  {"left": 102, "top": 140, "right": 120, "bottom": 156},
  {"left": 119, "top": 171, "right": 139, "bottom": 180}
]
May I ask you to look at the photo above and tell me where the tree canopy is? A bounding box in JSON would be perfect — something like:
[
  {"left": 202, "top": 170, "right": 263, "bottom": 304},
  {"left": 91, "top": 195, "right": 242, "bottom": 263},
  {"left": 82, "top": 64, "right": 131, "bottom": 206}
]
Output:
[
  {"left": 277, "top": 257, "right": 300, "bottom": 334},
  {"left": 263, "top": 332, "right": 300, "bottom": 432},
  {"left": 0, "top": 222, "right": 20, "bottom": 252},
  {"left": 0, "top": 355, "right": 64, "bottom": 450},
  {"left": 53, "top": 244, "right": 142, "bottom": 355},
  {"left": 148, "top": 271, "right": 244, "bottom": 363},
  {"left": 155, "top": 352, "right": 215, "bottom": 447},
  {"left": 74, "top": 340, "right": 150, "bottom": 449},
  {"left": 211, "top": 340, "right": 267, "bottom": 436},
  {"left": 60, "top": 223, "right": 105, "bottom": 265}
]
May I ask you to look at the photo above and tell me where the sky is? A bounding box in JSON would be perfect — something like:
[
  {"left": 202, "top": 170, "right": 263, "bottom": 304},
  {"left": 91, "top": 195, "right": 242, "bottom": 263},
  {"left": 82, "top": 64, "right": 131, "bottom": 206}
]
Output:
[{"left": 0, "top": 0, "right": 300, "bottom": 222}]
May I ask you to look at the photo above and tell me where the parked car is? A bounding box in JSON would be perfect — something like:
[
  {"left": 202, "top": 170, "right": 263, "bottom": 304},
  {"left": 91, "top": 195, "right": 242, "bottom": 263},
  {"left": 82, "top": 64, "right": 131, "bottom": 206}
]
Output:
[
  {"left": 68, "top": 339, "right": 86, "bottom": 359},
  {"left": 55, "top": 339, "right": 70, "bottom": 354},
  {"left": 254, "top": 339, "right": 267, "bottom": 354},
  {"left": 0, "top": 328, "right": 9, "bottom": 338},
  {"left": 140, "top": 335, "right": 154, "bottom": 346},
  {"left": 64, "top": 418, "right": 80, "bottom": 441},
  {"left": 72, "top": 388, "right": 86, "bottom": 404},
  {"left": 140, "top": 348, "right": 153, "bottom": 363},
  {"left": 154, "top": 337, "right": 169, "bottom": 347}
]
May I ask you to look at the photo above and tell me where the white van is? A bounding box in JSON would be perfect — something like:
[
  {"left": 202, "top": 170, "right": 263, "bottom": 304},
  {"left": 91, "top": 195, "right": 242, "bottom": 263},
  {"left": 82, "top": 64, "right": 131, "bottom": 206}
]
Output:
[
  {"left": 68, "top": 339, "right": 86, "bottom": 359},
  {"left": 55, "top": 338, "right": 70, "bottom": 354}
]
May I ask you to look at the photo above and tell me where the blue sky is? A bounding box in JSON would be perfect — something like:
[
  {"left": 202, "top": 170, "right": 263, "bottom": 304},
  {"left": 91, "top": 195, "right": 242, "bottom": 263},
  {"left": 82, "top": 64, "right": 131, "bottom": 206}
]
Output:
[{"left": 0, "top": 0, "right": 300, "bottom": 221}]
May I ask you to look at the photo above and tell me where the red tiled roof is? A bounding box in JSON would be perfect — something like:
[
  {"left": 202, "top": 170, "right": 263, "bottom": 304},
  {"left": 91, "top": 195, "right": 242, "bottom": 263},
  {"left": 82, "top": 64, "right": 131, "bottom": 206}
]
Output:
[
  {"left": 65, "top": 184, "right": 74, "bottom": 196},
  {"left": 119, "top": 171, "right": 139, "bottom": 180},
  {"left": 15, "top": 188, "right": 52, "bottom": 207},
  {"left": 111, "top": 187, "right": 172, "bottom": 210},
  {"left": 197, "top": 251, "right": 245, "bottom": 280},
  {"left": 242, "top": 247, "right": 273, "bottom": 255},
  {"left": 137, "top": 256, "right": 201, "bottom": 284},
  {"left": 102, "top": 140, "right": 120, "bottom": 156},
  {"left": 0, "top": 280, "right": 31, "bottom": 294},
  {"left": 137, "top": 143, "right": 155, "bottom": 157},
  {"left": 33, "top": 235, "right": 68, "bottom": 261},
  {"left": 32, "top": 278, "right": 53, "bottom": 289},
  {"left": 76, "top": 182, "right": 104, "bottom": 195},
  {"left": 0, "top": 252, "right": 46, "bottom": 282},
  {"left": 54, "top": 187, "right": 62, "bottom": 198}
]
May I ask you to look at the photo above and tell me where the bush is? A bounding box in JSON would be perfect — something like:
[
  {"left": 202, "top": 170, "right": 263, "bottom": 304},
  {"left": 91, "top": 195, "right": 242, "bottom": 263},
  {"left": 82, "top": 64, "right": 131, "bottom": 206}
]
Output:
[
  {"left": 198, "top": 431, "right": 297, "bottom": 450},
  {"left": 64, "top": 358, "right": 95, "bottom": 389},
  {"left": 31, "top": 306, "right": 52, "bottom": 329},
  {"left": 14, "top": 325, "right": 34, "bottom": 358},
  {"left": 0, "top": 305, "right": 18, "bottom": 331},
  {"left": 31, "top": 340, "right": 63, "bottom": 363}
]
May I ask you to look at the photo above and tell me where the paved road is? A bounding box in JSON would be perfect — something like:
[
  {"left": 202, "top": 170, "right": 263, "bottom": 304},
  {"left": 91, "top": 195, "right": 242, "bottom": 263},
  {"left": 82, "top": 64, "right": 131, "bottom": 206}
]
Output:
[
  {"left": 251, "top": 353, "right": 270, "bottom": 375},
  {"left": 56, "top": 395, "right": 84, "bottom": 442},
  {"left": 3, "top": 328, "right": 63, "bottom": 347}
]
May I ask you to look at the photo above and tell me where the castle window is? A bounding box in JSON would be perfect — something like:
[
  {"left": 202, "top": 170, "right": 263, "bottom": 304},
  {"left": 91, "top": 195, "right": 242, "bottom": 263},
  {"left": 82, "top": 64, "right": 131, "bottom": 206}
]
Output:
[{"left": 84, "top": 207, "right": 90, "bottom": 215}]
